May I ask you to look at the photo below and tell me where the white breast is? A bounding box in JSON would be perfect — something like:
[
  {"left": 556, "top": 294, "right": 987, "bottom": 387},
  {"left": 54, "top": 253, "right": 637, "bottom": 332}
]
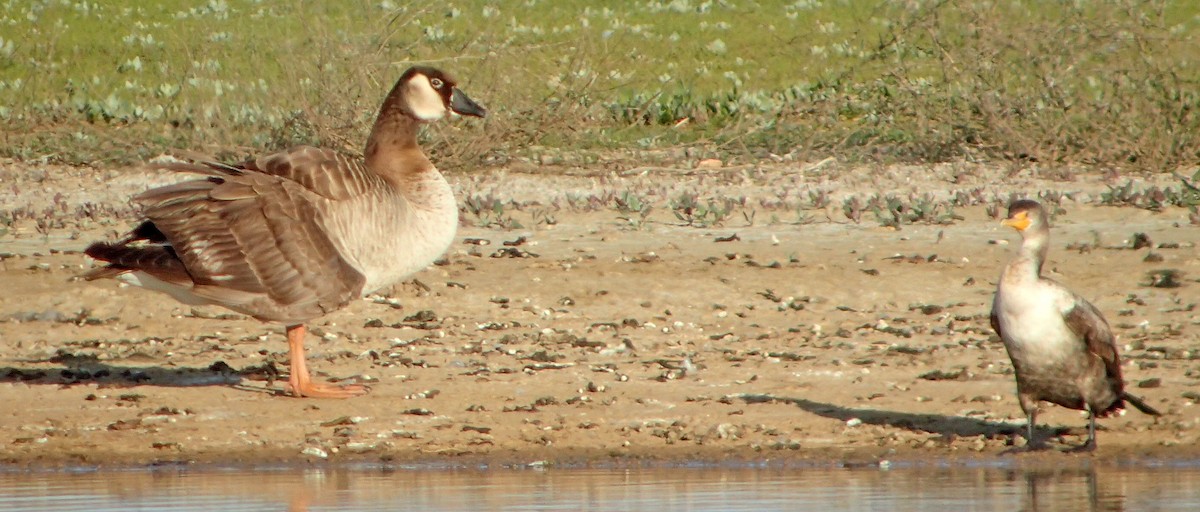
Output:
[
  {"left": 322, "top": 175, "right": 459, "bottom": 295},
  {"left": 995, "top": 279, "right": 1084, "bottom": 366}
]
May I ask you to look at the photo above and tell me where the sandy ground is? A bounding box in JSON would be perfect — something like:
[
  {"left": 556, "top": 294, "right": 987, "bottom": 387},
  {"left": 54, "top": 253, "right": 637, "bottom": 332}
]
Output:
[{"left": 0, "top": 158, "right": 1197, "bottom": 469}]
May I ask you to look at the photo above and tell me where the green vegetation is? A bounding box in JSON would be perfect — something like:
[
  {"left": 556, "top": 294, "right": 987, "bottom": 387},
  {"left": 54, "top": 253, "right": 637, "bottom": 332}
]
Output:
[
  {"left": 1101, "top": 168, "right": 1200, "bottom": 210},
  {"left": 1, "top": 0, "right": 1198, "bottom": 171}
]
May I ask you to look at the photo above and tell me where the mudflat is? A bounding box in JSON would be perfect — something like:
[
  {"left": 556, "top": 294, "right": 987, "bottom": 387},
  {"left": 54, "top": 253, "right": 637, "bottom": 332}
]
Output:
[{"left": 0, "top": 160, "right": 1195, "bottom": 468}]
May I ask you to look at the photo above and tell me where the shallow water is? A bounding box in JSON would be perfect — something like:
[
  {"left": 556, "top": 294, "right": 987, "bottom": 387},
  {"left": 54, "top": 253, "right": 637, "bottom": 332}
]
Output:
[{"left": 2, "top": 462, "right": 1199, "bottom": 511}]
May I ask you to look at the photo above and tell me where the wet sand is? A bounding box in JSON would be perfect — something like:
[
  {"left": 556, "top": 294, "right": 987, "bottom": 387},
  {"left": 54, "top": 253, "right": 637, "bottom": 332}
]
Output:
[{"left": 0, "top": 160, "right": 1196, "bottom": 468}]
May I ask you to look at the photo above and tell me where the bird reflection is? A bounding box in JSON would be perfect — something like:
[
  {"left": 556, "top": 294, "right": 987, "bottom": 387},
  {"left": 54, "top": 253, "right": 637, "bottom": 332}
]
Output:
[{"left": 1018, "top": 467, "right": 1125, "bottom": 512}]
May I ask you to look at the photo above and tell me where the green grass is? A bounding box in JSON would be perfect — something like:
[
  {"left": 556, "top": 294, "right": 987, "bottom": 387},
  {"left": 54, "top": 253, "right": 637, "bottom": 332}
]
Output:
[{"left": 2, "top": 0, "right": 1199, "bottom": 171}]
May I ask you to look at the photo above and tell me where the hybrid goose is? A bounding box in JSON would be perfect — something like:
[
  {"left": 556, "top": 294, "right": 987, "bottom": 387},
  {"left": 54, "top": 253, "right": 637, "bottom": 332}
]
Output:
[
  {"left": 990, "top": 199, "right": 1160, "bottom": 450},
  {"left": 83, "top": 66, "right": 486, "bottom": 398}
]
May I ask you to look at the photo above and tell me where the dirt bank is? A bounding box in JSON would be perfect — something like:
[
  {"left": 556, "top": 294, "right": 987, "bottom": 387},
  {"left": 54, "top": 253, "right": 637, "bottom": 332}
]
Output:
[{"left": 0, "top": 161, "right": 1196, "bottom": 468}]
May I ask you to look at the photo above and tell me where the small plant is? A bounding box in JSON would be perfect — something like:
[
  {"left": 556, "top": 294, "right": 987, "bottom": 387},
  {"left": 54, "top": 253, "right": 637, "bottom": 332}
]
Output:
[
  {"left": 859, "top": 193, "right": 963, "bottom": 227},
  {"left": 908, "top": 193, "right": 964, "bottom": 225},
  {"left": 669, "top": 191, "right": 700, "bottom": 225},
  {"left": 1100, "top": 181, "right": 1138, "bottom": 207},
  {"left": 1176, "top": 169, "right": 1200, "bottom": 207},
  {"left": 807, "top": 189, "right": 830, "bottom": 210},
  {"left": 1101, "top": 173, "right": 1200, "bottom": 211},
  {"left": 842, "top": 196, "right": 863, "bottom": 224},
  {"left": 669, "top": 191, "right": 738, "bottom": 228},
  {"left": 461, "top": 193, "right": 522, "bottom": 229},
  {"left": 867, "top": 194, "right": 904, "bottom": 228},
  {"left": 35, "top": 217, "right": 53, "bottom": 238},
  {"left": 613, "top": 190, "right": 653, "bottom": 229},
  {"left": 985, "top": 201, "right": 1004, "bottom": 220},
  {"left": 564, "top": 193, "right": 604, "bottom": 213},
  {"left": 1036, "top": 190, "right": 1067, "bottom": 208},
  {"left": 529, "top": 208, "right": 558, "bottom": 227}
]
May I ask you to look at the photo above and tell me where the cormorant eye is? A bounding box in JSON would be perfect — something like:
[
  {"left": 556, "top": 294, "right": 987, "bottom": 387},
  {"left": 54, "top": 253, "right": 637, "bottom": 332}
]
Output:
[{"left": 430, "top": 78, "right": 444, "bottom": 89}]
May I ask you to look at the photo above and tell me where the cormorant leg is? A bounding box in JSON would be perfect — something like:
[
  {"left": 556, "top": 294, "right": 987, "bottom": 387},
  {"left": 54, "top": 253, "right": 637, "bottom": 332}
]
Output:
[
  {"left": 1067, "top": 408, "right": 1098, "bottom": 453},
  {"left": 1025, "top": 409, "right": 1050, "bottom": 451}
]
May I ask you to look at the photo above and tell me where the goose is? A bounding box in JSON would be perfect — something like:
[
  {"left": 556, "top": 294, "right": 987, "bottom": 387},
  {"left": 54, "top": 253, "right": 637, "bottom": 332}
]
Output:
[
  {"left": 82, "top": 66, "right": 486, "bottom": 398},
  {"left": 990, "top": 199, "right": 1160, "bottom": 450}
]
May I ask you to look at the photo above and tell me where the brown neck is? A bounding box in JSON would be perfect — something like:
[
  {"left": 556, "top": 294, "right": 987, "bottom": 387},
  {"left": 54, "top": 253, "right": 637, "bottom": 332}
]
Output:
[{"left": 363, "top": 88, "right": 430, "bottom": 176}]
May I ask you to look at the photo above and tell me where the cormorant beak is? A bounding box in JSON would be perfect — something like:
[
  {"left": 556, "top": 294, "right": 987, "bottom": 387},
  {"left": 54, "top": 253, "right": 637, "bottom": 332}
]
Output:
[
  {"left": 449, "top": 88, "right": 487, "bottom": 118},
  {"left": 1001, "top": 212, "right": 1031, "bottom": 231}
]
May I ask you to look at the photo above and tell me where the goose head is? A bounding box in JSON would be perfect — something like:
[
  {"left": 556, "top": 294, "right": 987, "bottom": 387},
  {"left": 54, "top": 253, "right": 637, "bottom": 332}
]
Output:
[{"left": 396, "top": 66, "right": 487, "bottom": 122}]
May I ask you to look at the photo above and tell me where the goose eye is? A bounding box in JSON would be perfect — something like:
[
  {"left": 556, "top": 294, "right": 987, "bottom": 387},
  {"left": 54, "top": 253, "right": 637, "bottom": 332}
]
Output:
[{"left": 430, "top": 78, "right": 444, "bottom": 89}]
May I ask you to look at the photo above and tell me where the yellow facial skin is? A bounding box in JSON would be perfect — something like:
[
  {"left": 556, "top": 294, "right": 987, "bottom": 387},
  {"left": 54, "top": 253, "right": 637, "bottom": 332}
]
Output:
[{"left": 1002, "top": 210, "right": 1032, "bottom": 231}]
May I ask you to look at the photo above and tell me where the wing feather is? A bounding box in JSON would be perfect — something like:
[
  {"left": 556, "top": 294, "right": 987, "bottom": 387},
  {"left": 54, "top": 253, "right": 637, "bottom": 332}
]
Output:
[
  {"left": 87, "top": 147, "right": 372, "bottom": 322},
  {"left": 1062, "top": 296, "right": 1124, "bottom": 393},
  {"left": 242, "top": 146, "right": 384, "bottom": 200}
]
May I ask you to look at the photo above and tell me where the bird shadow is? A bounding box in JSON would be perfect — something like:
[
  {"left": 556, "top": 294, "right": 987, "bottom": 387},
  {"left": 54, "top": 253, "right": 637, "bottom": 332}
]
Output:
[
  {"left": 733, "top": 393, "right": 1068, "bottom": 444},
  {"left": 0, "top": 353, "right": 280, "bottom": 393}
]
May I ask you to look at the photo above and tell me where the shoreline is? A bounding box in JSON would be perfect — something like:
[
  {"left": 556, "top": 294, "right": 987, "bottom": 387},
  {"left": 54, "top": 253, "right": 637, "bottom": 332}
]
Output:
[{"left": 1, "top": 163, "right": 1195, "bottom": 474}]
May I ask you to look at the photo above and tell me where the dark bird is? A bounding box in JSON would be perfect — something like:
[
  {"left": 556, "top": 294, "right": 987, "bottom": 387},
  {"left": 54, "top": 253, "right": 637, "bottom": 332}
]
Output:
[
  {"left": 990, "top": 199, "right": 1160, "bottom": 450},
  {"left": 83, "top": 66, "right": 486, "bottom": 398}
]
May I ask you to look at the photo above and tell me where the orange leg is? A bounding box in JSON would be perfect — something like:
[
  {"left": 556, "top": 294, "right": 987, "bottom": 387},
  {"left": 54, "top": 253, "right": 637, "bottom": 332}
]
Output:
[{"left": 285, "top": 324, "right": 370, "bottom": 398}]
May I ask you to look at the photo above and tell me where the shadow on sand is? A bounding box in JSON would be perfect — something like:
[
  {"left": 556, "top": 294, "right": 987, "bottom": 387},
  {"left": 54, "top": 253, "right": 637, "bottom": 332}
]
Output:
[
  {"left": 733, "top": 393, "right": 1067, "bottom": 444},
  {"left": 0, "top": 353, "right": 278, "bottom": 393}
]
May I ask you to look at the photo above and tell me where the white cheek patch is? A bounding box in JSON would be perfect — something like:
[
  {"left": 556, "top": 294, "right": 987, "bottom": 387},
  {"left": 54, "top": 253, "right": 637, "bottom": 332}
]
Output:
[{"left": 405, "top": 77, "right": 447, "bottom": 121}]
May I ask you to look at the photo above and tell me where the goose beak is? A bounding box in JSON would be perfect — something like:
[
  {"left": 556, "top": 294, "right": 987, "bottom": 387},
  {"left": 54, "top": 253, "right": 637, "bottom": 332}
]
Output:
[{"left": 450, "top": 89, "right": 487, "bottom": 118}]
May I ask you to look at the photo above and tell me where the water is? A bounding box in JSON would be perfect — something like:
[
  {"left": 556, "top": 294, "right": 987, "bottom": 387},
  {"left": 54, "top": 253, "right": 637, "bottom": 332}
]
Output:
[{"left": 1, "top": 462, "right": 1199, "bottom": 511}]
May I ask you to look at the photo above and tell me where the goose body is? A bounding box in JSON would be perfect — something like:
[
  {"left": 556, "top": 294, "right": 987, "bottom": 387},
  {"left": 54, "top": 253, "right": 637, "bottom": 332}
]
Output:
[
  {"left": 84, "top": 66, "right": 486, "bottom": 398},
  {"left": 990, "top": 199, "right": 1159, "bottom": 450}
]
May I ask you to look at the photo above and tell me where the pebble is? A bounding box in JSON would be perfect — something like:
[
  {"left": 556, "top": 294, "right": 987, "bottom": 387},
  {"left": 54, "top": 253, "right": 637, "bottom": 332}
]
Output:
[
  {"left": 344, "top": 442, "right": 375, "bottom": 453},
  {"left": 301, "top": 446, "right": 328, "bottom": 459},
  {"left": 140, "top": 415, "right": 174, "bottom": 425}
]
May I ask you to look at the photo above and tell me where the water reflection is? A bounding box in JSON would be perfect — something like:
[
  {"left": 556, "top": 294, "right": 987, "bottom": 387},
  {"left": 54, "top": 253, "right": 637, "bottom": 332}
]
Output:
[{"left": 0, "top": 463, "right": 1198, "bottom": 511}]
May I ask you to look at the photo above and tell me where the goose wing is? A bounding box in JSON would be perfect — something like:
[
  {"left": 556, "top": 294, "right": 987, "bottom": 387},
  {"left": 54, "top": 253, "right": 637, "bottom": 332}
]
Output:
[
  {"left": 236, "top": 146, "right": 389, "bottom": 201},
  {"left": 86, "top": 148, "right": 375, "bottom": 322}
]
